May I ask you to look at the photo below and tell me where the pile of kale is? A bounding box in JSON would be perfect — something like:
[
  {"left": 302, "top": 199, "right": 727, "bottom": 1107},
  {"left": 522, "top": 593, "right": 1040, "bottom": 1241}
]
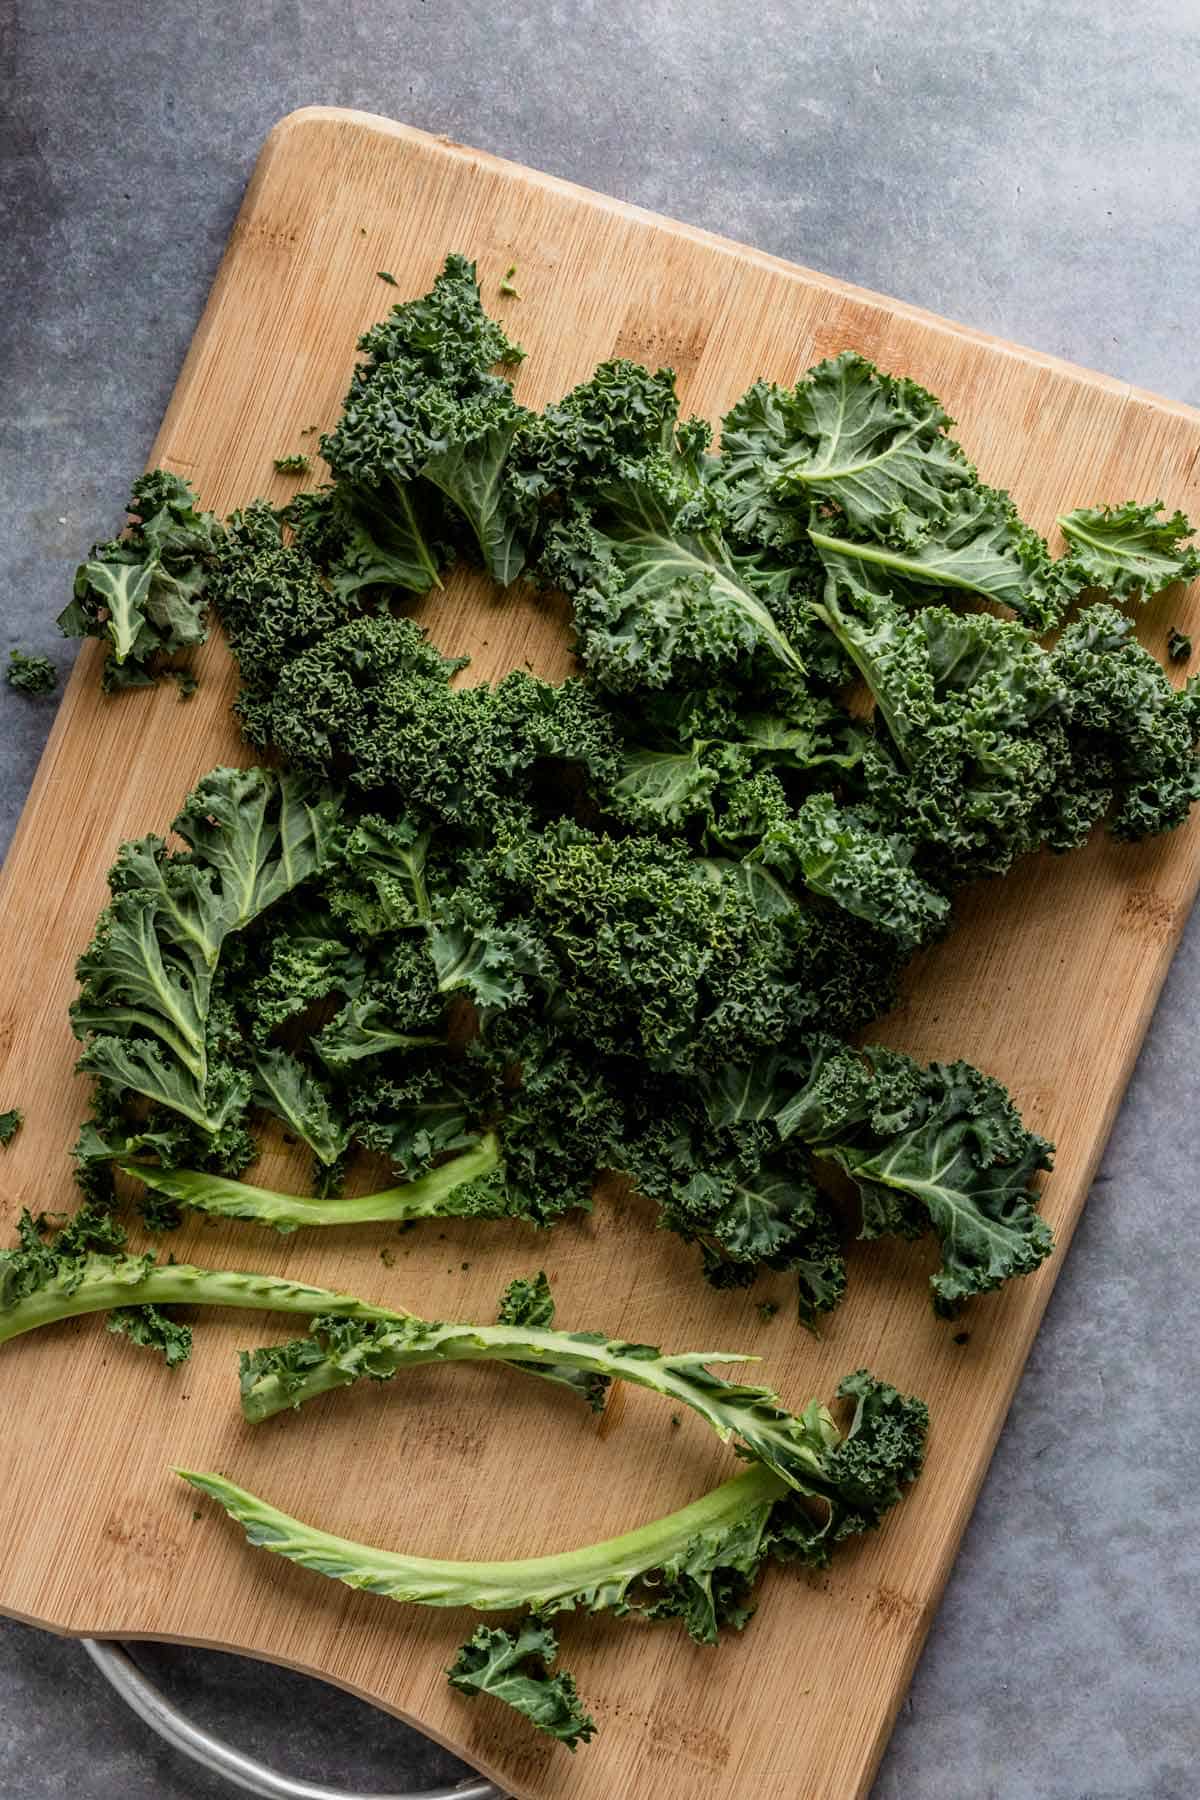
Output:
[{"left": 63, "top": 256, "right": 1200, "bottom": 1324}]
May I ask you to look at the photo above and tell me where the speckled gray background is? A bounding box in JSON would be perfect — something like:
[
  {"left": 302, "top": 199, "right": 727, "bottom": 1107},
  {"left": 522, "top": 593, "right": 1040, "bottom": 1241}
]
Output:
[{"left": 2, "top": 3, "right": 1199, "bottom": 1796}]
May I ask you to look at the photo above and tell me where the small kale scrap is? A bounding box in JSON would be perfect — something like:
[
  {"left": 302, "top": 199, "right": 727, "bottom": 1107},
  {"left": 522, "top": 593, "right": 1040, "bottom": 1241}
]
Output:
[
  {"left": 449, "top": 1621, "right": 595, "bottom": 1751},
  {"left": 57, "top": 471, "right": 222, "bottom": 691},
  {"left": 0, "top": 1108, "right": 23, "bottom": 1146},
  {"left": 5, "top": 650, "right": 57, "bottom": 696},
  {"left": 182, "top": 1368, "right": 926, "bottom": 1746}
]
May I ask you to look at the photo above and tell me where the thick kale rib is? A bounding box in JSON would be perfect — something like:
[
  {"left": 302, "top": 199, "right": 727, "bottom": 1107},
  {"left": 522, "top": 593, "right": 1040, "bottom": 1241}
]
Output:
[
  {"left": 0, "top": 1209, "right": 401, "bottom": 1351},
  {"left": 183, "top": 1369, "right": 926, "bottom": 1627},
  {"left": 238, "top": 1310, "right": 857, "bottom": 1504},
  {"left": 121, "top": 1132, "right": 509, "bottom": 1234}
]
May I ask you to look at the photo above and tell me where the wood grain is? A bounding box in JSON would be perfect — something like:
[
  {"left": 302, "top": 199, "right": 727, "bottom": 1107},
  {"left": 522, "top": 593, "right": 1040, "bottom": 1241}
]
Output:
[{"left": 1, "top": 107, "right": 1198, "bottom": 1800}]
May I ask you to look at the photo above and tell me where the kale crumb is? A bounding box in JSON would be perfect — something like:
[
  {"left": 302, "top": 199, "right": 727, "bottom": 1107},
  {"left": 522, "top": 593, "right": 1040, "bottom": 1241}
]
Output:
[
  {"left": 1168, "top": 627, "right": 1192, "bottom": 663},
  {"left": 6, "top": 650, "right": 56, "bottom": 696},
  {"left": 273, "top": 454, "right": 311, "bottom": 475},
  {"left": 379, "top": 1246, "right": 397, "bottom": 1269},
  {"left": 670, "top": 1414, "right": 682, "bottom": 1429},
  {"left": 191, "top": 1509, "right": 202, "bottom": 1521},
  {"left": 461, "top": 1260, "right": 471, "bottom": 1270},
  {"left": 952, "top": 1330, "right": 970, "bottom": 1346},
  {"left": 498, "top": 263, "right": 523, "bottom": 300},
  {"left": 756, "top": 1300, "right": 779, "bottom": 1322},
  {"left": 0, "top": 1107, "right": 23, "bottom": 1146},
  {"left": 377, "top": 270, "right": 399, "bottom": 286},
  {"left": 167, "top": 667, "right": 198, "bottom": 701}
]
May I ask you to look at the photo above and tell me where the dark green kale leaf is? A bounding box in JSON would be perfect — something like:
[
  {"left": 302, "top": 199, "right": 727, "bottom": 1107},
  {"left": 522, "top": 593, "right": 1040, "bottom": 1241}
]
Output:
[
  {"left": 529, "top": 366, "right": 805, "bottom": 690},
  {"left": 719, "top": 353, "right": 977, "bottom": 547},
  {"left": 210, "top": 501, "right": 364, "bottom": 746},
  {"left": 249, "top": 1046, "right": 349, "bottom": 1168},
  {"left": 489, "top": 822, "right": 796, "bottom": 1073},
  {"left": 0, "top": 1108, "right": 23, "bottom": 1146},
  {"left": 703, "top": 1037, "right": 1054, "bottom": 1315},
  {"left": 347, "top": 1056, "right": 487, "bottom": 1178},
  {"left": 473, "top": 1022, "right": 624, "bottom": 1224},
  {"left": 1168, "top": 627, "right": 1193, "bottom": 664},
  {"left": 58, "top": 471, "right": 222, "bottom": 690},
  {"left": 809, "top": 488, "right": 1066, "bottom": 632},
  {"left": 1043, "top": 603, "right": 1200, "bottom": 844},
  {"left": 321, "top": 254, "right": 533, "bottom": 585},
  {"left": 5, "top": 650, "right": 57, "bottom": 696},
  {"left": 448, "top": 1621, "right": 597, "bottom": 1750},
  {"left": 816, "top": 586, "right": 1072, "bottom": 884},
  {"left": 1058, "top": 500, "right": 1200, "bottom": 601},
  {"left": 72, "top": 768, "right": 340, "bottom": 1145},
  {"left": 753, "top": 792, "right": 950, "bottom": 951}
]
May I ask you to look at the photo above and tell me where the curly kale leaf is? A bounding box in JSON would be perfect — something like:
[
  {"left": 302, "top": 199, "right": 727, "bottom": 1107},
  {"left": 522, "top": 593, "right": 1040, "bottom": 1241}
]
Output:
[
  {"left": 1045, "top": 604, "right": 1200, "bottom": 844},
  {"left": 617, "top": 1069, "right": 846, "bottom": 1325},
  {"left": 810, "top": 487, "right": 1066, "bottom": 631},
  {"left": 58, "top": 471, "right": 222, "bottom": 690},
  {"left": 211, "top": 502, "right": 362, "bottom": 742},
  {"left": 6, "top": 649, "right": 57, "bottom": 696},
  {"left": 474, "top": 1024, "right": 623, "bottom": 1224},
  {"left": 0, "top": 1108, "right": 23, "bottom": 1146},
  {"left": 720, "top": 353, "right": 976, "bottom": 546},
  {"left": 448, "top": 1621, "right": 597, "bottom": 1750},
  {"left": 817, "top": 588, "right": 1073, "bottom": 883},
  {"left": 347, "top": 1058, "right": 486, "bottom": 1178},
  {"left": 1058, "top": 500, "right": 1200, "bottom": 601},
  {"left": 249, "top": 1047, "right": 349, "bottom": 1167},
  {"left": 320, "top": 255, "right": 532, "bottom": 584},
  {"left": 705, "top": 1038, "right": 1054, "bottom": 1314},
  {"left": 542, "top": 467, "right": 804, "bottom": 691},
  {"left": 490, "top": 823, "right": 796, "bottom": 1072},
  {"left": 72, "top": 768, "right": 339, "bottom": 1138},
  {"left": 527, "top": 369, "right": 804, "bottom": 689},
  {"left": 243, "top": 912, "right": 364, "bottom": 1042},
  {"left": 513, "top": 359, "right": 681, "bottom": 504},
  {"left": 754, "top": 792, "right": 950, "bottom": 951}
]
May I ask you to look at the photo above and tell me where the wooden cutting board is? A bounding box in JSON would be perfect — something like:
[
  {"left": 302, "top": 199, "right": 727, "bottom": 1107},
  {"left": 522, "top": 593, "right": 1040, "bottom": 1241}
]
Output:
[{"left": 2, "top": 107, "right": 1199, "bottom": 1800}]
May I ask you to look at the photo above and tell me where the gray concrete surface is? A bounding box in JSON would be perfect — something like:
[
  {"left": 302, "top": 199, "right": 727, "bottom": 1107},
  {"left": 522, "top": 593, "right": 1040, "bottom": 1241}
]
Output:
[{"left": 2, "top": 2, "right": 1199, "bottom": 1795}]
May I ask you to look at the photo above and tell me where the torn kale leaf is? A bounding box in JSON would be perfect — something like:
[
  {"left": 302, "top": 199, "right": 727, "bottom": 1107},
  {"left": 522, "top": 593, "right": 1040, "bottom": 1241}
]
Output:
[{"left": 58, "top": 471, "right": 222, "bottom": 690}]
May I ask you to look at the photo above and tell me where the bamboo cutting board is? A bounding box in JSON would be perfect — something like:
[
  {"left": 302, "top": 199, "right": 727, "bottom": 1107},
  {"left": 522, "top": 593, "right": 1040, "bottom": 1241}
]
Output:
[{"left": 2, "top": 107, "right": 1199, "bottom": 1800}]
